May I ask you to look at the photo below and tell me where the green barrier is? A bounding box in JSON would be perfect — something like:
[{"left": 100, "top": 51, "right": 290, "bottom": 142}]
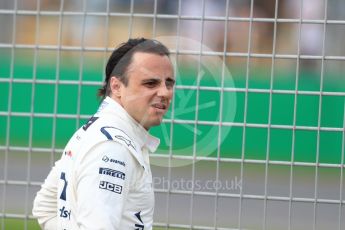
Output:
[{"left": 0, "top": 49, "right": 344, "bottom": 164}]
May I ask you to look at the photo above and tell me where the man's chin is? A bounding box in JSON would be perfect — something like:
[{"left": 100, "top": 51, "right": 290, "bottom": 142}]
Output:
[{"left": 143, "top": 117, "right": 163, "bottom": 130}]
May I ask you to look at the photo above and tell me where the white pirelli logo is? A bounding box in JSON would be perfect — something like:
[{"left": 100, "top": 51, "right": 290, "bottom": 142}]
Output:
[{"left": 99, "top": 167, "right": 125, "bottom": 180}]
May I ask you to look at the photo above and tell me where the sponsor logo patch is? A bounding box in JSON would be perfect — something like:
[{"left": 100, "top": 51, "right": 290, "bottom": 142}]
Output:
[
  {"left": 102, "top": 155, "right": 126, "bottom": 167},
  {"left": 59, "top": 206, "right": 71, "bottom": 220},
  {"left": 114, "top": 135, "right": 136, "bottom": 150},
  {"left": 99, "top": 181, "right": 122, "bottom": 194},
  {"left": 99, "top": 167, "right": 125, "bottom": 180}
]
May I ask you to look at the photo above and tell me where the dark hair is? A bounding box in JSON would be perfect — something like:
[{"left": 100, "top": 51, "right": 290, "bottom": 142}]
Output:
[{"left": 98, "top": 38, "right": 170, "bottom": 98}]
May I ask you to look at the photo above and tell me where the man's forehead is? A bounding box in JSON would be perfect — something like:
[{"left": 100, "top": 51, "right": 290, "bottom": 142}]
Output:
[
  {"left": 139, "top": 66, "right": 174, "bottom": 79},
  {"left": 128, "top": 52, "right": 174, "bottom": 77},
  {"left": 131, "top": 52, "right": 169, "bottom": 63}
]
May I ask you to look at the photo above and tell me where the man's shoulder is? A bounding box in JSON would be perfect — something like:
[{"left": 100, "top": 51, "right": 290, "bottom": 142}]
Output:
[
  {"left": 77, "top": 115, "right": 146, "bottom": 165},
  {"left": 99, "top": 126, "right": 137, "bottom": 152},
  {"left": 80, "top": 117, "right": 140, "bottom": 155}
]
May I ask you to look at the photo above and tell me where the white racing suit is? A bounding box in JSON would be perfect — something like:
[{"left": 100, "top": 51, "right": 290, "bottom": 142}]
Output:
[{"left": 32, "top": 96, "right": 160, "bottom": 230}]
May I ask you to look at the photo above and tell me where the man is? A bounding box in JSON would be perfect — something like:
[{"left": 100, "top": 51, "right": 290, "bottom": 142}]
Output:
[{"left": 32, "top": 38, "right": 175, "bottom": 229}]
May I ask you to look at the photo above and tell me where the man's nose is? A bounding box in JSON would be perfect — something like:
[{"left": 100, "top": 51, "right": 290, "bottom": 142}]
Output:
[{"left": 157, "top": 83, "right": 171, "bottom": 97}]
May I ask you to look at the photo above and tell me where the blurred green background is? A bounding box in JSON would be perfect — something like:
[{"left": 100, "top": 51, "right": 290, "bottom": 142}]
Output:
[{"left": 1, "top": 49, "right": 344, "bottom": 164}]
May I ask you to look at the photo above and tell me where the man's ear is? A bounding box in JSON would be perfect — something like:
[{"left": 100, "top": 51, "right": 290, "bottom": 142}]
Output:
[{"left": 109, "top": 76, "right": 122, "bottom": 98}]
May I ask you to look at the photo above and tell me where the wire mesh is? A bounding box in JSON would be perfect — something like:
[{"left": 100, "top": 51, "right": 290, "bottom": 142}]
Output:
[{"left": 0, "top": 0, "right": 344, "bottom": 229}]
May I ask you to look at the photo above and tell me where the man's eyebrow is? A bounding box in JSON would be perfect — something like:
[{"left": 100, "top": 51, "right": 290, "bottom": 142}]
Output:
[
  {"left": 141, "top": 78, "right": 161, "bottom": 82},
  {"left": 166, "top": 78, "right": 175, "bottom": 83}
]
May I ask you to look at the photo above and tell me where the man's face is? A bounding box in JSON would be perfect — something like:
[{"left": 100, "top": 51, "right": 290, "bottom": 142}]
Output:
[{"left": 115, "top": 52, "right": 175, "bottom": 130}]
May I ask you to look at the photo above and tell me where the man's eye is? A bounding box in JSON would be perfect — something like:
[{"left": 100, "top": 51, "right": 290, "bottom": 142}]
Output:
[
  {"left": 166, "top": 80, "right": 175, "bottom": 89},
  {"left": 144, "top": 81, "right": 158, "bottom": 87}
]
